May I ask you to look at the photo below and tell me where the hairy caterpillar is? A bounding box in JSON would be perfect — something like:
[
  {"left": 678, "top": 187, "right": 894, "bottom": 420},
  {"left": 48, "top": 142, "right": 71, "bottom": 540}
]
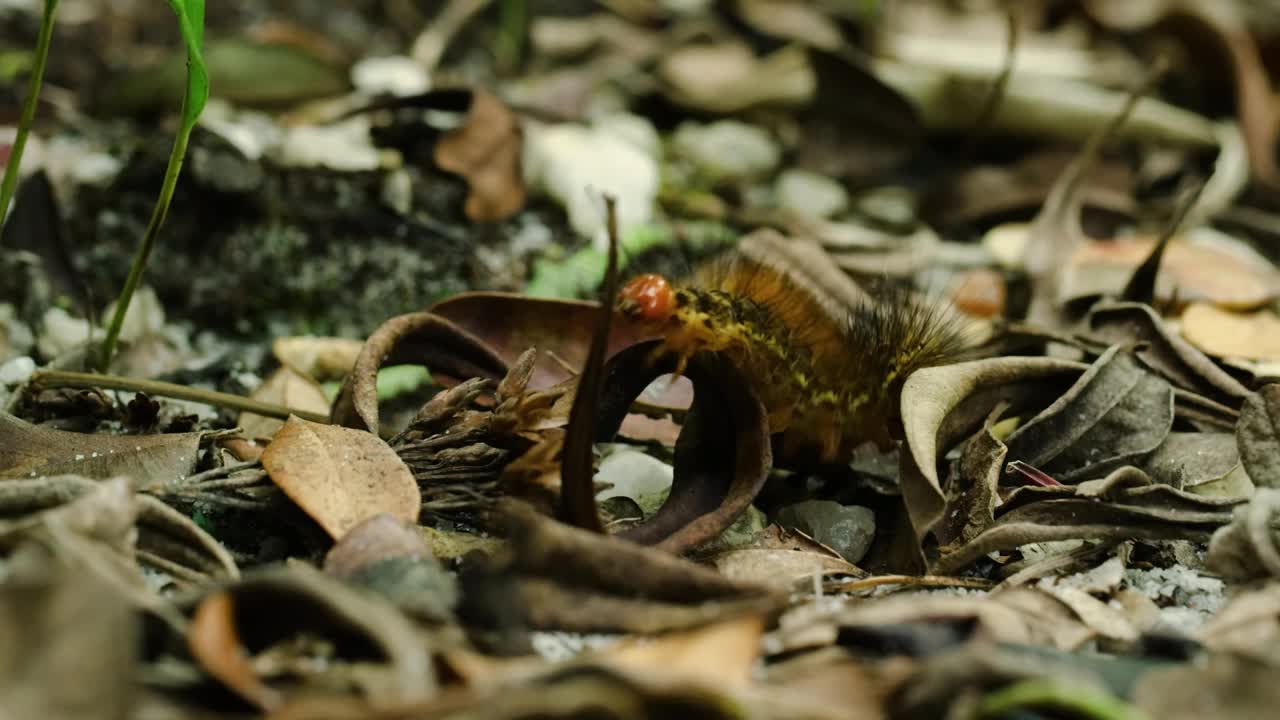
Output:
[{"left": 615, "top": 252, "right": 967, "bottom": 463}]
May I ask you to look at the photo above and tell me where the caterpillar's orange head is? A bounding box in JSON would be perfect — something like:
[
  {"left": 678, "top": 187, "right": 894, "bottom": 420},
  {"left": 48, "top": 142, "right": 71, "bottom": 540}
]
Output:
[{"left": 616, "top": 274, "right": 677, "bottom": 325}]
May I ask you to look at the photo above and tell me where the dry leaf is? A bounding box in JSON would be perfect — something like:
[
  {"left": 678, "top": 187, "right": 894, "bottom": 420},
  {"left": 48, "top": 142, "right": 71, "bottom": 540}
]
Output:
[
  {"left": 658, "top": 42, "right": 814, "bottom": 113},
  {"left": 189, "top": 591, "right": 283, "bottom": 711},
  {"left": 272, "top": 336, "right": 364, "bottom": 381},
  {"left": 261, "top": 415, "right": 420, "bottom": 540},
  {"left": 238, "top": 366, "right": 332, "bottom": 441},
  {"left": 433, "top": 88, "right": 524, "bottom": 222},
  {"left": 1236, "top": 384, "right": 1280, "bottom": 489},
  {"left": 1181, "top": 303, "right": 1280, "bottom": 361},
  {"left": 0, "top": 411, "right": 202, "bottom": 486},
  {"left": 599, "top": 613, "right": 765, "bottom": 688},
  {"left": 1063, "top": 235, "right": 1280, "bottom": 310}
]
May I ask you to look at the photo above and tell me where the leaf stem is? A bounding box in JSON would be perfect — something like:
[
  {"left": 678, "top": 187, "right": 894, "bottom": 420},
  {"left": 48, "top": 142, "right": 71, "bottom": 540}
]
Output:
[
  {"left": 29, "top": 369, "right": 331, "bottom": 424},
  {"left": 0, "top": 0, "right": 59, "bottom": 234},
  {"left": 98, "top": 101, "right": 193, "bottom": 371}
]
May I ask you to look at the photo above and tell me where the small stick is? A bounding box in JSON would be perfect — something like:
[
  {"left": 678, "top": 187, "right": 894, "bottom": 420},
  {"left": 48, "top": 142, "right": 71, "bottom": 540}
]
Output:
[{"left": 28, "top": 369, "right": 330, "bottom": 424}]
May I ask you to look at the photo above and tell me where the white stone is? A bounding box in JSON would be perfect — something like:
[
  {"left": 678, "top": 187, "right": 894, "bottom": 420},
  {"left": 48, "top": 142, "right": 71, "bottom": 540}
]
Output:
[
  {"left": 37, "top": 307, "right": 99, "bottom": 359},
  {"left": 594, "top": 448, "right": 674, "bottom": 501},
  {"left": 775, "top": 169, "right": 848, "bottom": 218},
  {"left": 0, "top": 355, "right": 35, "bottom": 385},
  {"left": 351, "top": 55, "right": 431, "bottom": 96},
  {"left": 102, "top": 285, "right": 165, "bottom": 343},
  {"left": 671, "top": 120, "right": 780, "bottom": 181},
  {"left": 523, "top": 114, "right": 660, "bottom": 250},
  {"left": 273, "top": 118, "right": 383, "bottom": 171}
]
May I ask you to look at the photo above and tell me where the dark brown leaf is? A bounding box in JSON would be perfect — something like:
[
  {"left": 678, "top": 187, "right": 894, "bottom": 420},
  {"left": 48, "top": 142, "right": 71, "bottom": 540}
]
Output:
[
  {"left": 1237, "top": 384, "right": 1280, "bottom": 488},
  {"left": 433, "top": 89, "right": 525, "bottom": 222}
]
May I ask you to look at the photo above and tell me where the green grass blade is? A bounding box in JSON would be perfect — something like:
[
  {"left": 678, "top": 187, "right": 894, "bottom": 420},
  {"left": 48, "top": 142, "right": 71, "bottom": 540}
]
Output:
[
  {"left": 98, "top": 0, "right": 208, "bottom": 370},
  {"left": 0, "top": 0, "right": 59, "bottom": 236}
]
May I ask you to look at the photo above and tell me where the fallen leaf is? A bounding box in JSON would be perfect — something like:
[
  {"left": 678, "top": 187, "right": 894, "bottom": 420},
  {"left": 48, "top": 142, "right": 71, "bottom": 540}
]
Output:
[
  {"left": 1063, "top": 233, "right": 1280, "bottom": 310},
  {"left": 238, "top": 366, "right": 331, "bottom": 441},
  {"left": 898, "top": 357, "right": 1088, "bottom": 556},
  {"left": 261, "top": 415, "right": 420, "bottom": 540},
  {"left": 1206, "top": 490, "right": 1280, "bottom": 582},
  {"left": 189, "top": 591, "right": 283, "bottom": 711},
  {"left": 658, "top": 41, "right": 814, "bottom": 113},
  {"left": 330, "top": 311, "right": 507, "bottom": 434},
  {"left": 1002, "top": 347, "right": 1174, "bottom": 483},
  {"left": 0, "top": 411, "right": 202, "bottom": 486},
  {"left": 433, "top": 88, "right": 524, "bottom": 222},
  {"left": 0, "top": 542, "right": 139, "bottom": 720},
  {"left": 1236, "top": 384, "right": 1280, "bottom": 489},
  {"left": 1181, "top": 303, "right": 1280, "bottom": 361},
  {"left": 272, "top": 336, "right": 364, "bottom": 381},
  {"left": 599, "top": 613, "right": 765, "bottom": 687}
]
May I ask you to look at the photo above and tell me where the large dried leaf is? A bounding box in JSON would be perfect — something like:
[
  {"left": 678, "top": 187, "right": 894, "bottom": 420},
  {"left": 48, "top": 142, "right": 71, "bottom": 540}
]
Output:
[
  {"left": 0, "top": 542, "right": 139, "bottom": 720},
  {"left": 261, "top": 415, "right": 420, "bottom": 540},
  {"left": 899, "top": 357, "right": 1088, "bottom": 551},
  {"left": 1003, "top": 347, "right": 1174, "bottom": 483},
  {"left": 0, "top": 411, "right": 202, "bottom": 486},
  {"left": 1206, "top": 489, "right": 1280, "bottom": 581},
  {"left": 1141, "top": 432, "right": 1251, "bottom": 496},
  {"left": 433, "top": 88, "right": 524, "bottom": 222},
  {"left": 1087, "top": 301, "right": 1250, "bottom": 406},
  {"left": 1237, "top": 384, "right": 1280, "bottom": 488}
]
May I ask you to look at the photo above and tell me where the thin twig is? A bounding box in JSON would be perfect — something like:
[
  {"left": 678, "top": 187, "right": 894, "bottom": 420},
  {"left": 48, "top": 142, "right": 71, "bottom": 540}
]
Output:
[
  {"left": 825, "top": 574, "right": 995, "bottom": 594},
  {"left": 28, "top": 369, "right": 330, "bottom": 423}
]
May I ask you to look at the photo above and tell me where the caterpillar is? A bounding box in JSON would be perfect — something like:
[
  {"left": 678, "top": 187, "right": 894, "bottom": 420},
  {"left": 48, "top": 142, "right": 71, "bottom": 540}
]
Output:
[{"left": 614, "top": 252, "right": 968, "bottom": 463}]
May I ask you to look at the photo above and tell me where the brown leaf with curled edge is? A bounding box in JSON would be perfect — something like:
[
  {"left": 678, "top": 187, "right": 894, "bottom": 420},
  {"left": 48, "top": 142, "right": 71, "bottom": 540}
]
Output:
[
  {"left": 1237, "top": 384, "right": 1280, "bottom": 489},
  {"left": 898, "top": 357, "right": 1088, "bottom": 559},
  {"left": 1002, "top": 346, "right": 1174, "bottom": 484},
  {"left": 704, "top": 523, "right": 867, "bottom": 590},
  {"left": 1087, "top": 301, "right": 1251, "bottom": 408},
  {"left": 1142, "top": 432, "right": 1252, "bottom": 497},
  {"left": 189, "top": 591, "right": 283, "bottom": 711},
  {"left": 429, "top": 292, "right": 663, "bottom": 391},
  {"left": 0, "top": 410, "right": 202, "bottom": 485},
  {"left": 433, "top": 88, "right": 524, "bottom": 222},
  {"left": 600, "top": 613, "right": 765, "bottom": 688},
  {"left": 261, "top": 415, "right": 420, "bottom": 540},
  {"left": 584, "top": 341, "right": 772, "bottom": 553},
  {"left": 330, "top": 311, "right": 507, "bottom": 434},
  {"left": 191, "top": 564, "right": 435, "bottom": 708}
]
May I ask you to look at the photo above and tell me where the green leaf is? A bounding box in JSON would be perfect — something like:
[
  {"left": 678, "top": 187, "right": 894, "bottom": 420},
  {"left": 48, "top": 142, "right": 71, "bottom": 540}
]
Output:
[{"left": 165, "top": 0, "right": 208, "bottom": 128}]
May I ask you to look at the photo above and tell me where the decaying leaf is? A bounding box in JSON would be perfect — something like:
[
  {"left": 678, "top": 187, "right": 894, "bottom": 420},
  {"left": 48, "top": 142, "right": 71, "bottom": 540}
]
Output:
[
  {"left": 238, "top": 365, "right": 331, "bottom": 441},
  {"left": 1206, "top": 489, "right": 1280, "bottom": 582},
  {"left": 186, "top": 564, "right": 435, "bottom": 707},
  {"left": 330, "top": 312, "right": 507, "bottom": 435},
  {"left": 898, "top": 356, "right": 1088, "bottom": 557},
  {"left": 658, "top": 41, "right": 814, "bottom": 113},
  {"left": 261, "top": 415, "right": 420, "bottom": 540},
  {"left": 272, "top": 336, "right": 364, "bottom": 382},
  {"left": 0, "top": 542, "right": 140, "bottom": 720},
  {"left": 1237, "top": 384, "right": 1280, "bottom": 488},
  {"left": 433, "top": 88, "right": 525, "bottom": 222},
  {"left": 1002, "top": 347, "right": 1173, "bottom": 483},
  {"left": 0, "top": 411, "right": 203, "bottom": 486},
  {"left": 1182, "top": 303, "right": 1280, "bottom": 362},
  {"left": 1087, "top": 301, "right": 1251, "bottom": 407}
]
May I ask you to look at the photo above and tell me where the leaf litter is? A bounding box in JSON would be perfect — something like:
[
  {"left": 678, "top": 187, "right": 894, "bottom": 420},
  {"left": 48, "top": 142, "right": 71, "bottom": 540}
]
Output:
[{"left": 8, "top": 1, "right": 1280, "bottom": 717}]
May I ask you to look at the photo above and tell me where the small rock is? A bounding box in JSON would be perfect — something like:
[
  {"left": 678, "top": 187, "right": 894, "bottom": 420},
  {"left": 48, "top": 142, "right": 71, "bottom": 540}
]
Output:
[
  {"left": 0, "top": 355, "right": 35, "bottom": 385},
  {"left": 595, "top": 448, "right": 673, "bottom": 501},
  {"left": 775, "top": 169, "right": 847, "bottom": 218},
  {"left": 351, "top": 55, "right": 431, "bottom": 96},
  {"left": 273, "top": 118, "right": 384, "bottom": 171},
  {"left": 672, "top": 120, "right": 780, "bottom": 181},
  {"left": 101, "top": 285, "right": 165, "bottom": 344},
  {"left": 0, "top": 303, "right": 35, "bottom": 360},
  {"left": 774, "top": 500, "right": 876, "bottom": 564},
  {"left": 523, "top": 114, "right": 660, "bottom": 250},
  {"left": 37, "top": 307, "right": 99, "bottom": 360}
]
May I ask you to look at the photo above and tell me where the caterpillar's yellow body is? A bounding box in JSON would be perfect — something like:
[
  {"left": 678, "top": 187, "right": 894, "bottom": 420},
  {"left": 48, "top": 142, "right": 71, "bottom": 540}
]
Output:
[{"left": 616, "top": 255, "right": 965, "bottom": 462}]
